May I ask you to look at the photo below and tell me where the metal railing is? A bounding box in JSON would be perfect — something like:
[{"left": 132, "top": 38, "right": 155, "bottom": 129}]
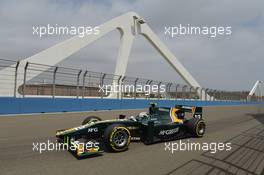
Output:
[{"left": 0, "top": 58, "right": 260, "bottom": 101}]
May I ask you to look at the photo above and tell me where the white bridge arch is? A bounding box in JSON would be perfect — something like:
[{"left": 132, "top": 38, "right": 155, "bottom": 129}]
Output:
[
  {"left": 247, "top": 80, "right": 263, "bottom": 101},
  {"left": 0, "top": 12, "right": 206, "bottom": 99}
]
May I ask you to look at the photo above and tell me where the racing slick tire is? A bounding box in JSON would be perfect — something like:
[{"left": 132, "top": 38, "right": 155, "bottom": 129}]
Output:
[
  {"left": 186, "top": 118, "right": 206, "bottom": 137},
  {"left": 104, "top": 124, "right": 131, "bottom": 152},
  {"left": 82, "top": 116, "right": 102, "bottom": 125}
]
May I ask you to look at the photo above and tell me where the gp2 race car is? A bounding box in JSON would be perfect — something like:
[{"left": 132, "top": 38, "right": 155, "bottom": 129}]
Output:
[{"left": 56, "top": 103, "right": 206, "bottom": 158}]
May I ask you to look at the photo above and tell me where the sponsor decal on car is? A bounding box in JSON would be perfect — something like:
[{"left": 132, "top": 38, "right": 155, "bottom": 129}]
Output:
[
  {"left": 88, "top": 127, "right": 98, "bottom": 132},
  {"left": 131, "top": 137, "right": 140, "bottom": 141},
  {"left": 159, "top": 127, "right": 179, "bottom": 136}
]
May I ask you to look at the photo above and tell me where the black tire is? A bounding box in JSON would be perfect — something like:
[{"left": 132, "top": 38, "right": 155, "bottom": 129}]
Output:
[
  {"left": 104, "top": 124, "right": 131, "bottom": 152},
  {"left": 82, "top": 116, "right": 102, "bottom": 125},
  {"left": 185, "top": 118, "right": 206, "bottom": 137}
]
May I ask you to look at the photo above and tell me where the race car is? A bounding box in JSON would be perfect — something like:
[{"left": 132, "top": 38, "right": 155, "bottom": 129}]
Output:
[{"left": 55, "top": 103, "right": 205, "bottom": 158}]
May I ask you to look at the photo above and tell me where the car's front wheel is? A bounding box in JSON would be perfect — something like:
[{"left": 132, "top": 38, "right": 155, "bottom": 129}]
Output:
[{"left": 104, "top": 124, "right": 131, "bottom": 152}]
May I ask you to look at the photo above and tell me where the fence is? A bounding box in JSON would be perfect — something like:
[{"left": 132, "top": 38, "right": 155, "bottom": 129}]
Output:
[{"left": 0, "top": 59, "right": 261, "bottom": 102}]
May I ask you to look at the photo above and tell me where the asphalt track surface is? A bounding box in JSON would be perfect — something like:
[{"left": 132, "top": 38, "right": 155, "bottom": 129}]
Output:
[{"left": 0, "top": 105, "right": 264, "bottom": 175}]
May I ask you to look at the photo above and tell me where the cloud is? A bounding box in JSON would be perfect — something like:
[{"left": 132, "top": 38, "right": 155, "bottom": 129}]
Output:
[{"left": 0, "top": 0, "right": 263, "bottom": 90}]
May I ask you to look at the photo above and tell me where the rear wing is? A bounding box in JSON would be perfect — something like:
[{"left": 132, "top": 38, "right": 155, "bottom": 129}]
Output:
[{"left": 175, "top": 105, "right": 203, "bottom": 119}]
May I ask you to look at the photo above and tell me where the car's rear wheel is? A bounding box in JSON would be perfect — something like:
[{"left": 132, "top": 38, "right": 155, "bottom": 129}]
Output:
[
  {"left": 186, "top": 118, "right": 206, "bottom": 137},
  {"left": 104, "top": 124, "right": 131, "bottom": 152},
  {"left": 82, "top": 116, "right": 102, "bottom": 125}
]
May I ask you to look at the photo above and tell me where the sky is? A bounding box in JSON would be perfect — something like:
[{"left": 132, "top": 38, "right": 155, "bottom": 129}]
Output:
[{"left": 0, "top": 0, "right": 263, "bottom": 91}]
